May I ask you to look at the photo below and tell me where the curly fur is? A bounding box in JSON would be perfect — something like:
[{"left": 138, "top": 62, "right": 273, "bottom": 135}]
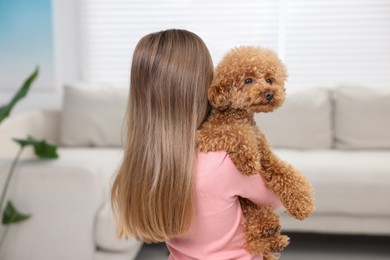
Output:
[{"left": 197, "top": 46, "right": 315, "bottom": 258}]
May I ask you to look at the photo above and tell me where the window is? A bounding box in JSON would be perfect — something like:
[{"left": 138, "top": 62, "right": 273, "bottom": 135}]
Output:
[
  {"left": 79, "top": 0, "right": 390, "bottom": 88},
  {"left": 284, "top": 0, "right": 390, "bottom": 88}
]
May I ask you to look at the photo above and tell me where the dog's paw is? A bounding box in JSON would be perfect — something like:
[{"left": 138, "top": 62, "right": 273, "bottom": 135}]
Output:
[
  {"left": 263, "top": 252, "right": 280, "bottom": 260},
  {"left": 245, "top": 234, "right": 290, "bottom": 255},
  {"left": 267, "top": 234, "right": 290, "bottom": 253},
  {"left": 285, "top": 195, "right": 315, "bottom": 220}
]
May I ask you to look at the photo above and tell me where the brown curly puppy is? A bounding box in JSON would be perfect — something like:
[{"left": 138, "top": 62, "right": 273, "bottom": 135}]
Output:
[{"left": 197, "top": 46, "right": 315, "bottom": 259}]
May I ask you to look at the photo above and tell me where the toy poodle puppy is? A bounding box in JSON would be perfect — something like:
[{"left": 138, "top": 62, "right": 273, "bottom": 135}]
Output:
[{"left": 197, "top": 46, "right": 315, "bottom": 259}]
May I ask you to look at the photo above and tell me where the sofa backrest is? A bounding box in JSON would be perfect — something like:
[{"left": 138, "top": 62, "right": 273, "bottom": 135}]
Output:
[
  {"left": 333, "top": 86, "right": 390, "bottom": 149},
  {"left": 60, "top": 83, "right": 128, "bottom": 147},
  {"left": 59, "top": 84, "right": 390, "bottom": 150},
  {"left": 0, "top": 110, "right": 61, "bottom": 158},
  {"left": 256, "top": 88, "right": 333, "bottom": 149}
]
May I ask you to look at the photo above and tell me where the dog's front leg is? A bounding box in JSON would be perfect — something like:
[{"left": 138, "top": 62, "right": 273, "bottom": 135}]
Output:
[{"left": 256, "top": 131, "right": 315, "bottom": 220}]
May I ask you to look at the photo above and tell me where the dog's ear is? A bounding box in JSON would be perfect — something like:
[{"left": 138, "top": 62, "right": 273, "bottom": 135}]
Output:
[{"left": 208, "top": 77, "right": 232, "bottom": 110}]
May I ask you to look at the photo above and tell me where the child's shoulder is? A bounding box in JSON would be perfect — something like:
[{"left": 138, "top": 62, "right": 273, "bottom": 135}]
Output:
[
  {"left": 197, "top": 150, "right": 228, "bottom": 163},
  {"left": 196, "top": 151, "right": 239, "bottom": 174}
]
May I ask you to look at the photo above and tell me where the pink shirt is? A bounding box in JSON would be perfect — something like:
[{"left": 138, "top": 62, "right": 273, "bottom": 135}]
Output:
[{"left": 166, "top": 151, "right": 282, "bottom": 260}]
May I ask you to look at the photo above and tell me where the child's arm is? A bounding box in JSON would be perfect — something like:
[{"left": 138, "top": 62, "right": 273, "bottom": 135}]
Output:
[{"left": 216, "top": 152, "right": 283, "bottom": 210}]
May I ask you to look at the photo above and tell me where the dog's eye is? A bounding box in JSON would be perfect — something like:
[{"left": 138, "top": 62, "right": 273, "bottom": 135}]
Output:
[
  {"left": 244, "top": 78, "right": 253, "bottom": 84},
  {"left": 265, "top": 78, "right": 273, "bottom": 85}
]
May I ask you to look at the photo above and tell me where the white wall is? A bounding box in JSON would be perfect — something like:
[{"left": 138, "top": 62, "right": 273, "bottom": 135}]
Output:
[{"left": 0, "top": 0, "right": 81, "bottom": 114}]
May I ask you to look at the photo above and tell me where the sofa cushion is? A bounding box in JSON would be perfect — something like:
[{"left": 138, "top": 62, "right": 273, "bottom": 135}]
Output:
[
  {"left": 0, "top": 147, "right": 124, "bottom": 260},
  {"left": 60, "top": 83, "right": 128, "bottom": 147},
  {"left": 334, "top": 87, "right": 390, "bottom": 149},
  {"left": 274, "top": 149, "right": 390, "bottom": 217},
  {"left": 255, "top": 88, "right": 333, "bottom": 149}
]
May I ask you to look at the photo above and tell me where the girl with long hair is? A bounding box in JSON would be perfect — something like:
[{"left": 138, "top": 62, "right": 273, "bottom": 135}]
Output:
[{"left": 111, "top": 29, "right": 281, "bottom": 259}]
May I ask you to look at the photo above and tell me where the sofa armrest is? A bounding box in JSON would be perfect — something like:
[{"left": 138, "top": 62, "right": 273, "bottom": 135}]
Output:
[
  {"left": 0, "top": 110, "right": 60, "bottom": 158},
  {"left": 0, "top": 157, "right": 105, "bottom": 260}
]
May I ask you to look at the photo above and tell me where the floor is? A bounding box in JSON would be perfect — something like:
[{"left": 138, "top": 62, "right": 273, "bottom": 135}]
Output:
[{"left": 135, "top": 233, "right": 390, "bottom": 260}]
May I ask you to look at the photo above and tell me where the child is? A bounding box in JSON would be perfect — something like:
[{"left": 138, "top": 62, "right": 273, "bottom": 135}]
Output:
[{"left": 111, "top": 29, "right": 282, "bottom": 260}]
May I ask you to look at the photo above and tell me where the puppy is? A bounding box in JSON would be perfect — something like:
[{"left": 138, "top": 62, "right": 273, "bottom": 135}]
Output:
[{"left": 197, "top": 46, "right": 314, "bottom": 259}]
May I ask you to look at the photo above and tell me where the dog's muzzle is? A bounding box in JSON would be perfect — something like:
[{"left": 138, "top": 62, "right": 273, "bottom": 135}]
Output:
[{"left": 263, "top": 91, "right": 274, "bottom": 101}]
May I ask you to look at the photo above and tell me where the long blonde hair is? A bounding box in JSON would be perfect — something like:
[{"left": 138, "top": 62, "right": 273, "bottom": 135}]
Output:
[{"left": 111, "top": 29, "right": 213, "bottom": 242}]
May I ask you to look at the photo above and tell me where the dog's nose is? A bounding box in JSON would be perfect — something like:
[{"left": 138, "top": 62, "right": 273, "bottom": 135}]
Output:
[{"left": 264, "top": 91, "right": 274, "bottom": 101}]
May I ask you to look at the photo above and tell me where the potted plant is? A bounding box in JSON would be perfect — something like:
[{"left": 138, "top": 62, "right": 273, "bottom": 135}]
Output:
[{"left": 0, "top": 67, "right": 58, "bottom": 250}]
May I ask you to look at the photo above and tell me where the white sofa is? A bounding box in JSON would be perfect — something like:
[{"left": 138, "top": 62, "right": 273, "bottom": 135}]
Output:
[
  {"left": 259, "top": 87, "right": 390, "bottom": 236},
  {"left": 0, "top": 84, "right": 389, "bottom": 260},
  {"left": 0, "top": 84, "right": 142, "bottom": 260}
]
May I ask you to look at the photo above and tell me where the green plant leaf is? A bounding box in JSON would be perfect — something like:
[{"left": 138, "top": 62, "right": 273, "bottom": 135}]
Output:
[
  {"left": 0, "top": 67, "right": 39, "bottom": 124},
  {"left": 2, "top": 201, "right": 31, "bottom": 225},
  {"left": 13, "top": 136, "right": 58, "bottom": 159}
]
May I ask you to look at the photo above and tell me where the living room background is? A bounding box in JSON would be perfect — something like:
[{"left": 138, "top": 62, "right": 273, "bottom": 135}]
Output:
[
  {"left": 0, "top": 0, "right": 389, "bottom": 112},
  {"left": 1, "top": 1, "right": 390, "bottom": 259}
]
